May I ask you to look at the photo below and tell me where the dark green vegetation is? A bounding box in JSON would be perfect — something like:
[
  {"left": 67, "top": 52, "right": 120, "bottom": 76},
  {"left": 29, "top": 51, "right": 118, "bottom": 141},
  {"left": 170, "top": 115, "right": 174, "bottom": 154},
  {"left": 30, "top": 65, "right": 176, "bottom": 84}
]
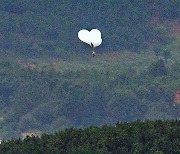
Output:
[
  {"left": 0, "top": 0, "right": 180, "bottom": 140},
  {"left": 0, "top": 120, "right": 179, "bottom": 153},
  {"left": 0, "top": 59, "right": 179, "bottom": 139}
]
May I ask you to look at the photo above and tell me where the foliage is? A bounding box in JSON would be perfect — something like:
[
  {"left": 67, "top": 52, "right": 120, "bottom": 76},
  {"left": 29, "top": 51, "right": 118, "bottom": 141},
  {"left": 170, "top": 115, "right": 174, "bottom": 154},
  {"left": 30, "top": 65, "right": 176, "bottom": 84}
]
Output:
[
  {"left": 148, "top": 59, "right": 168, "bottom": 77},
  {"left": 153, "top": 45, "right": 172, "bottom": 63},
  {"left": 0, "top": 120, "right": 179, "bottom": 153},
  {"left": 0, "top": 0, "right": 179, "bottom": 140},
  {"left": 0, "top": 59, "right": 179, "bottom": 139}
]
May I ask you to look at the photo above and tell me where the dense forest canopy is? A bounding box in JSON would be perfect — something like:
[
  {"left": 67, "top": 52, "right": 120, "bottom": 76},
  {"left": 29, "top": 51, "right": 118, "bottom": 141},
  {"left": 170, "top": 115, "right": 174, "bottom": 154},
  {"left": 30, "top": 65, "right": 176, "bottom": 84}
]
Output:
[
  {"left": 0, "top": 0, "right": 179, "bottom": 140},
  {"left": 0, "top": 120, "right": 180, "bottom": 153}
]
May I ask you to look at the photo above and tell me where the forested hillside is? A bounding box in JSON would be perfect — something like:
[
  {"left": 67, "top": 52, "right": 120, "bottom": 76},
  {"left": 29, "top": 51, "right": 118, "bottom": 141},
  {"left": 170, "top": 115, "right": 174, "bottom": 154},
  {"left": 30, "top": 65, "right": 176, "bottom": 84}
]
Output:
[
  {"left": 0, "top": 58, "right": 179, "bottom": 139},
  {"left": 0, "top": 120, "right": 179, "bottom": 153},
  {"left": 0, "top": 0, "right": 179, "bottom": 140},
  {"left": 0, "top": 0, "right": 179, "bottom": 58}
]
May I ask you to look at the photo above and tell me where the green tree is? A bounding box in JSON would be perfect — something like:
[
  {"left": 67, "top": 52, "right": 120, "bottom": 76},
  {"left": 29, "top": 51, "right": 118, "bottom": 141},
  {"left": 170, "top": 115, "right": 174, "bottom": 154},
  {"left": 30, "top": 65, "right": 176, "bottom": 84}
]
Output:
[
  {"left": 163, "top": 49, "right": 172, "bottom": 64},
  {"left": 153, "top": 45, "right": 163, "bottom": 57},
  {"left": 148, "top": 59, "right": 168, "bottom": 77}
]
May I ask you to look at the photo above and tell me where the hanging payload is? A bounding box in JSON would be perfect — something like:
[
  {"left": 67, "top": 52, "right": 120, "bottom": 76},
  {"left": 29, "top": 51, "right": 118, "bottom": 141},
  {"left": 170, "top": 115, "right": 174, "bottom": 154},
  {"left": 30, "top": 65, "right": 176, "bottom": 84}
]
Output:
[{"left": 78, "top": 29, "right": 102, "bottom": 56}]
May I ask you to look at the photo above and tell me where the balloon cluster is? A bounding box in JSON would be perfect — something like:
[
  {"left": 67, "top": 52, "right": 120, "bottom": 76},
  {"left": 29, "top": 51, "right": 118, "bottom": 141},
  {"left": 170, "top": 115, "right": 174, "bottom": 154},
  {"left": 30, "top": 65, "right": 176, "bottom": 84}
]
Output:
[{"left": 78, "top": 29, "right": 102, "bottom": 56}]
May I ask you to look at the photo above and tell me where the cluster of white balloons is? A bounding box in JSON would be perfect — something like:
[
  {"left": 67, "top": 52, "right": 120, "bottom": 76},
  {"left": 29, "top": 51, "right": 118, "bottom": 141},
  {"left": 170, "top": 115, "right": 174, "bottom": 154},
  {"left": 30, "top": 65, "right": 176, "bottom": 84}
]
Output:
[{"left": 78, "top": 29, "right": 102, "bottom": 49}]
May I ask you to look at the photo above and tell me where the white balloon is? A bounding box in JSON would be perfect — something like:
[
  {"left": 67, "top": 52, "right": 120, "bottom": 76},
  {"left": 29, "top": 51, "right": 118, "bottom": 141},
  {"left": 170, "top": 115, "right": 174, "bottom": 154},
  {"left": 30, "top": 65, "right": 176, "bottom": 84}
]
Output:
[
  {"left": 78, "top": 29, "right": 91, "bottom": 45},
  {"left": 78, "top": 29, "right": 102, "bottom": 48},
  {"left": 90, "top": 29, "right": 101, "bottom": 38},
  {"left": 91, "top": 37, "right": 102, "bottom": 48}
]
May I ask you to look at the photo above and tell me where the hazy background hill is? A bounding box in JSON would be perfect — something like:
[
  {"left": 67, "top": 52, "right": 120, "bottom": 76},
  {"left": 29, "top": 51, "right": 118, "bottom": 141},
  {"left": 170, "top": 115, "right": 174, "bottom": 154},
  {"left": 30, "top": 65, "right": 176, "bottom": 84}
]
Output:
[
  {"left": 0, "top": 0, "right": 179, "bottom": 58},
  {"left": 0, "top": 0, "right": 179, "bottom": 139}
]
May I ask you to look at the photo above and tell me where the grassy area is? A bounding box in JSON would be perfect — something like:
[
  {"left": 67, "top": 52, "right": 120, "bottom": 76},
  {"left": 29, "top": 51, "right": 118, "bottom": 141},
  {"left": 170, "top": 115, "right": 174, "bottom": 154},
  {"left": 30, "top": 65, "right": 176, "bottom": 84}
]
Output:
[
  {"left": 0, "top": 117, "right": 3, "bottom": 122},
  {"left": 16, "top": 41, "right": 179, "bottom": 73}
]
